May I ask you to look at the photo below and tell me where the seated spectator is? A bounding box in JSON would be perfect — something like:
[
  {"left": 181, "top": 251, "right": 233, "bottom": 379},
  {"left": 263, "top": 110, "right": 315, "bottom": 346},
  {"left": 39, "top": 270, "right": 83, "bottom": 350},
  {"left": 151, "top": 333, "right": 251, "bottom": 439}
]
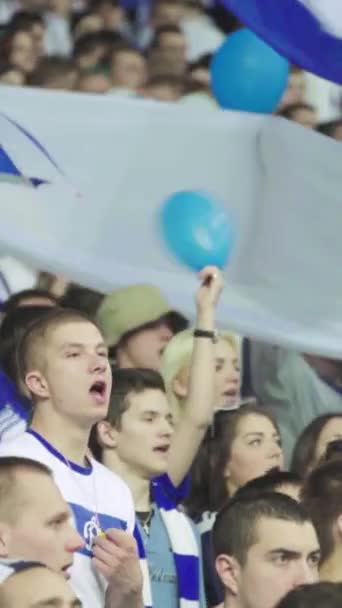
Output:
[
  {"left": 275, "top": 582, "right": 342, "bottom": 608},
  {"left": 97, "top": 283, "right": 187, "bottom": 369},
  {"left": 141, "top": 73, "right": 185, "bottom": 101},
  {"left": 7, "top": 10, "right": 45, "bottom": 59},
  {"left": 77, "top": 69, "right": 111, "bottom": 93},
  {"left": 0, "top": 28, "right": 37, "bottom": 75},
  {"left": 277, "top": 65, "right": 306, "bottom": 110},
  {"left": 0, "top": 456, "right": 83, "bottom": 571},
  {"left": 188, "top": 53, "right": 211, "bottom": 87},
  {"left": 151, "top": 25, "right": 187, "bottom": 73},
  {"left": 291, "top": 414, "right": 342, "bottom": 478},
  {"left": 317, "top": 119, "right": 342, "bottom": 141},
  {"left": 0, "top": 63, "right": 25, "bottom": 85},
  {"left": 89, "top": 0, "right": 127, "bottom": 35},
  {"left": 0, "top": 561, "right": 81, "bottom": 608},
  {"left": 27, "top": 55, "right": 79, "bottom": 90},
  {"left": 73, "top": 30, "right": 123, "bottom": 70},
  {"left": 277, "top": 103, "right": 318, "bottom": 129},
  {"left": 213, "top": 493, "right": 320, "bottom": 608},
  {"left": 236, "top": 469, "right": 303, "bottom": 502},
  {"left": 302, "top": 459, "right": 342, "bottom": 583},
  {"left": 108, "top": 42, "right": 147, "bottom": 93}
]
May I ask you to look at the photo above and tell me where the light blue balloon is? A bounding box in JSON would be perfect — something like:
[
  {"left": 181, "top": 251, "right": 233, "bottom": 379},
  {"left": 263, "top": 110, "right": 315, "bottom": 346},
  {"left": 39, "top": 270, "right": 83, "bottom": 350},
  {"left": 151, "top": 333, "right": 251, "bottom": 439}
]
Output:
[
  {"left": 211, "top": 28, "right": 289, "bottom": 113},
  {"left": 160, "top": 190, "right": 235, "bottom": 271}
]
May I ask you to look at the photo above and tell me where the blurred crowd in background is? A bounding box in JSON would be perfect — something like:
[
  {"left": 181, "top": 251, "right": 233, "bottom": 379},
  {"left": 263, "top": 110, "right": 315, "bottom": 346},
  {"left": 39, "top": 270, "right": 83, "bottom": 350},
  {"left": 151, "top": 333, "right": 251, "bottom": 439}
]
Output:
[{"left": 0, "top": 0, "right": 341, "bottom": 134}]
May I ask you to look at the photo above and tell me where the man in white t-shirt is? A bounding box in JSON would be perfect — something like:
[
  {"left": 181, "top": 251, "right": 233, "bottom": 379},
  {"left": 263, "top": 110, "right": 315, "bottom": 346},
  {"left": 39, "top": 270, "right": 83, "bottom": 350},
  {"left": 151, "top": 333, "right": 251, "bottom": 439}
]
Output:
[{"left": 0, "top": 308, "right": 143, "bottom": 608}]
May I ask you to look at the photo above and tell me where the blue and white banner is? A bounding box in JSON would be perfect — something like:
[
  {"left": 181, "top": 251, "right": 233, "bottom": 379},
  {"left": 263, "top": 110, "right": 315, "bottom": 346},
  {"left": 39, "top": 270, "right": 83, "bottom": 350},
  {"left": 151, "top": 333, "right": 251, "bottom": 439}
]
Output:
[
  {"left": 1, "top": 86, "right": 342, "bottom": 357},
  {"left": 224, "top": 0, "right": 342, "bottom": 84}
]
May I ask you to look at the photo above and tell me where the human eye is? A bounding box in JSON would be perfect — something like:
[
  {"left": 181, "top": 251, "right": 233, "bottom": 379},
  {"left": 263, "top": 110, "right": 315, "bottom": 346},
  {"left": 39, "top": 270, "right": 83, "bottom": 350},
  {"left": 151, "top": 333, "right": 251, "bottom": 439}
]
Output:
[
  {"left": 272, "top": 552, "right": 291, "bottom": 567},
  {"left": 275, "top": 436, "right": 282, "bottom": 447},
  {"left": 66, "top": 351, "right": 80, "bottom": 358},
  {"left": 248, "top": 438, "right": 262, "bottom": 447},
  {"left": 215, "top": 362, "right": 224, "bottom": 372},
  {"left": 48, "top": 514, "right": 68, "bottom": 529},
  {"left": 308, "top": 553, "right": 321, "bottom": 568}
]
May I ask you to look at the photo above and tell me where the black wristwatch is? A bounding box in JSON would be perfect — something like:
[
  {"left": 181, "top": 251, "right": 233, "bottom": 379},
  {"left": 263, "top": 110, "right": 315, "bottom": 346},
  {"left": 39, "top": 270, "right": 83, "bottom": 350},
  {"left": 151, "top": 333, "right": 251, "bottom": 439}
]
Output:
[{"left": 194, "top": 329, "right": 218, "bottom": 343}]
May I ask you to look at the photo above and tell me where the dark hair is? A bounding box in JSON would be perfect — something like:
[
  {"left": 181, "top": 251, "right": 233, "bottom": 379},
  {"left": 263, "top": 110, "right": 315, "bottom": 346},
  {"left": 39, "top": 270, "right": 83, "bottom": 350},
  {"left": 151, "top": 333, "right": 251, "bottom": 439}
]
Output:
[
  {"left": 184, "top": 406, "right": 281, "bottom": 519},
  {"left": 73, "top": 30, "right": 124, "bottom": 61},
  {"left": 2, "top": 289, "right": 58, "bottom": 316},
  {"left": 0, "top": 305, "right": 54, "bottom": 383},
  {"left": 188, "top": 53, "right": 212, "bottom": 71},
  {"left": 17, "top": 308, "right": 96, "bottom": 382},
  {"left": 317, "top": 119, "right": 342, "bottom": 139},
  {"left": 89, "top": 367, "right": 165, "bottom": 460},
  {"left": 0, "top": 456, "right": 52, "bottom": 521},
  {"left": 235, "top": 470, "right": 302, "bottom": 500},
  {"left": 275, "top": 582, "right": 342, "bottom": 608},
  {"left": 277, "top": 103, "right": 315, "bottom": 119},
  {"left": 213, "top": 492, "right": 310, "bottom": 565},
  {"left": 27, "top": 56, "right": 78, "bottom": 87},
  {"left": 302, "top": 459, "right": 342, "bottom": 562},
  {"left": 291, "top": 414, "right": 342, "bottom": 478},
  {"left": 60, "top": 284, "right": 104, "bottom": 319},
  {"left": 8, "top": 11, "right": 44, "bottom": 31}
]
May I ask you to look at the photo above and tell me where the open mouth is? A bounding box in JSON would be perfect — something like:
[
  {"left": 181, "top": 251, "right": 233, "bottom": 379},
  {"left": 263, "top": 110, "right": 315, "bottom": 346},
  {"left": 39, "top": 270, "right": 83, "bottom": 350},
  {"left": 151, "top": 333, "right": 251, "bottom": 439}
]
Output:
[
  {"left": 89, "top": 380, "right": 107, "bottom": 403},
  {"left": 153, "top": 445, "right": 170, "bottom": 455}
]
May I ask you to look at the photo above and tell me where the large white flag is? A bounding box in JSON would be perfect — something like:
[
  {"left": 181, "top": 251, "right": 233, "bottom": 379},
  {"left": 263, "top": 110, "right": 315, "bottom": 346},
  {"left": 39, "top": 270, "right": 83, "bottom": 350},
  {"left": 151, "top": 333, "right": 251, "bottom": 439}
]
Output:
[{"left": 0, "top": 86, "right": 342, "bottom": 357}]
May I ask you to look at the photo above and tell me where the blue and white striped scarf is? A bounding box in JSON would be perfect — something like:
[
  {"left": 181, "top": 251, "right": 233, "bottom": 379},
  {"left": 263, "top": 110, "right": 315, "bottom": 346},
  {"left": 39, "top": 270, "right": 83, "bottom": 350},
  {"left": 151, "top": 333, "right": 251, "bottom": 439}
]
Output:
[{"left": 134, "top": 475, "right": 200, "bottom": 608}]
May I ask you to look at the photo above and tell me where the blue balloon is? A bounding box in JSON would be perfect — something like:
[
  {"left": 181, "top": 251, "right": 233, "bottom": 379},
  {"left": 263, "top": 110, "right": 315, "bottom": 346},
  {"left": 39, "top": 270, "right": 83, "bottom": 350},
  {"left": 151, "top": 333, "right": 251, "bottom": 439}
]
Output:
[
  {"left": 211, "top": 29, "right": 289, "bottom": 113},
  {"left": 160, "top": 190, "right": 235, "bottom": 271}
]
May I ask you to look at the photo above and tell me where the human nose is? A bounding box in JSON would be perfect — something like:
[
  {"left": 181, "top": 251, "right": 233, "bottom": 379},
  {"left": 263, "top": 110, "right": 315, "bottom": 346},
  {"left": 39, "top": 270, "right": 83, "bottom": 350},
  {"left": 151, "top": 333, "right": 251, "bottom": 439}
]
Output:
[
  {"left": 89, "top": 353, "right": 107, "bottom": 374},
  {"left": 159, "top": 418, "right": 174, "bottom": 437},
  {"left": 65, "top": 527, "right": 85, "bottom": 553}
]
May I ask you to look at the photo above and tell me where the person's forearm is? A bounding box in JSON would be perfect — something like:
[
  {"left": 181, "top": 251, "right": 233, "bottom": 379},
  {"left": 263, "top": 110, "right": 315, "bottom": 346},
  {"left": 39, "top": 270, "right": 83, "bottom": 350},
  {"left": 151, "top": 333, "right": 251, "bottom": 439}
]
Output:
[{"left": 186, "top": 306, "right": 216, "bottom": 428}]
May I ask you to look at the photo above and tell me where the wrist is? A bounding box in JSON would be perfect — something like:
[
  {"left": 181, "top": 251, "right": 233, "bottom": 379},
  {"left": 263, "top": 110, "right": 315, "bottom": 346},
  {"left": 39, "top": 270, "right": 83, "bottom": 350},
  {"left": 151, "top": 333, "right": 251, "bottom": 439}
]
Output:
[{"left": 196, "top": 309, "right": 215, "bottom": 330}]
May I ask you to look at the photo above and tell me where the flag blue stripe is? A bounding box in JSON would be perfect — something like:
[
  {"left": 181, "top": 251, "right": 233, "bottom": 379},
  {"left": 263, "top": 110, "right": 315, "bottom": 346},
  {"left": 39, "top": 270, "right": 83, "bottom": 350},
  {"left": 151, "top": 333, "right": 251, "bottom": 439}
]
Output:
[
  {"left": 223, "top": 0, "right": 342, "bottom": 84},
  {"left": 0, "top": 146, "right": 21, "bottom": 176}
]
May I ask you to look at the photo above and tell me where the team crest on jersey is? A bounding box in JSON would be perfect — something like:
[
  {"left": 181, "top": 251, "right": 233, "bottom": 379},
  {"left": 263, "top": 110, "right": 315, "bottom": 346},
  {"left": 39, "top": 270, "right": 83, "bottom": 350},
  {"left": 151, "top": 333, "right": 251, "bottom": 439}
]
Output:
[{"left": 69, "top": 502, "right": 127, "bottom": 557}]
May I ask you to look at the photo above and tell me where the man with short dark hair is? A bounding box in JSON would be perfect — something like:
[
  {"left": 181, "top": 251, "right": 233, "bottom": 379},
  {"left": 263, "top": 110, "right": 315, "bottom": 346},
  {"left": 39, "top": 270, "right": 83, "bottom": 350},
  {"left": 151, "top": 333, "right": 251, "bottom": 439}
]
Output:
[
  {"left": 213, "top": 492, "right": 320, "bottom": 608},
  {"left": 302, "top": 459, "right": 342, "bottom": 582},
  {"left": 236, "top": 470, "right": 303, "bottom": 502},
  {"left": 275, "top": 582, "right": 342, "bottom": 608}
]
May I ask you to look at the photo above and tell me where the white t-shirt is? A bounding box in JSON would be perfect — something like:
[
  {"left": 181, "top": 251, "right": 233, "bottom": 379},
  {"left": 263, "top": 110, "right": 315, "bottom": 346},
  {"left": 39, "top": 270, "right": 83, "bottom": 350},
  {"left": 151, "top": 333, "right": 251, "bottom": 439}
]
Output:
[{"left": 0, "top": 430, "right": 135, "bottom": 608}]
